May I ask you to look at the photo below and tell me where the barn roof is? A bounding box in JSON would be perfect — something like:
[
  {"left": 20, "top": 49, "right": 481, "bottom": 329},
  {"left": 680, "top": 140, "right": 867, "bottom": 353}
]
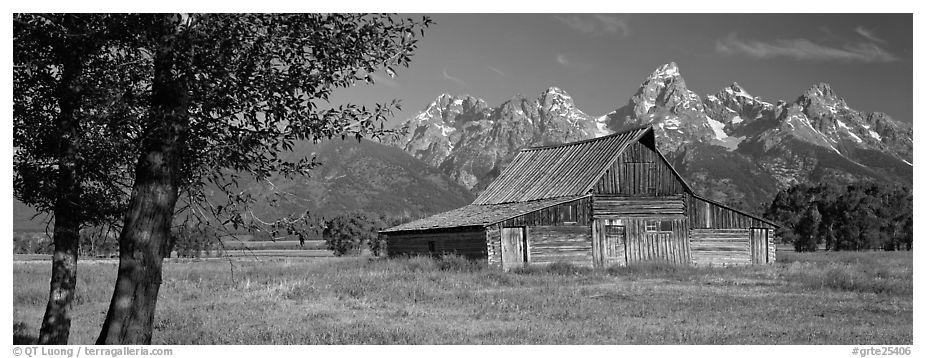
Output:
[
  {"left": 381, "top": 195, "right": 588, "bottom": 233},
  {"left": 691, "top": 194, "right": 781, "bottom": 228},
  {"left": 473, "top": 125, "right": 658, "bottom": 205}
]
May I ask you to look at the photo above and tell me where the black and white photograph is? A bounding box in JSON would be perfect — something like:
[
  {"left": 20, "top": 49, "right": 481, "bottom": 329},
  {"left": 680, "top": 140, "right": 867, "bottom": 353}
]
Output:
[{"left": 8, "top": 3, "right": 917, "bottom": 353}]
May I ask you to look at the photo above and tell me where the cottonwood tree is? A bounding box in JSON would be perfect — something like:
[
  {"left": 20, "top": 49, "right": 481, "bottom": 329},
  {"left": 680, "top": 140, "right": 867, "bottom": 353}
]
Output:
[
  {"left": 764, "top": 181, "right": 912, "bottom": 252},
  {"left": 95, "top": 14, "right": 432, "bottom": 344},
  {"left": 13, "top": 14, "right": 149, "bottom": 344}
]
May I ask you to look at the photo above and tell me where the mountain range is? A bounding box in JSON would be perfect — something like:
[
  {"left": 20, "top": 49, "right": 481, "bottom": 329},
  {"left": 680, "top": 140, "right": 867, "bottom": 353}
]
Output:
[
  {"left": 14, "top": 62, "right": 913, "bottom": 232},
  {"left": 391, "top": 62, "right": 912, "bottom": 212},
  {"left": 14, "top": 139, "right": 474, "bottom": 232}
]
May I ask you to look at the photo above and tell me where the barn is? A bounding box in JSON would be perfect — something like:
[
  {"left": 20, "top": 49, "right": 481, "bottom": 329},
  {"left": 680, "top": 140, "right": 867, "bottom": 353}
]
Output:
[{"left": 380, "top": 125, "right": 779, "bottom": 270}]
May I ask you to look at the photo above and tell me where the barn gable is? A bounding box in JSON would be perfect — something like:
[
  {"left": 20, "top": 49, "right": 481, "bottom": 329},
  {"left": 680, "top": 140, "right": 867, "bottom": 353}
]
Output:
[{"left": 591, "top": 131, "right": 691, "bottom": 196}]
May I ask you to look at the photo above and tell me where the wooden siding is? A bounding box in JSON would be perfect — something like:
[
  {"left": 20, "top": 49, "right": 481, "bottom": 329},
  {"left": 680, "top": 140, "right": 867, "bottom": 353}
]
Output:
[
  {"left": 750, "top": 229, "right": 769, "bottom": 264},
  {"left": 592, "top": 195, "right": 685, "bottom": 217},
  {"left": 486, "top": 227, "right": 502, "bottom": 268},
  {"left": 689, "top": 229, "right": 751, "bottom": 266},
  {"left": 593, "top": 141, "right": 688, "bottom": 196},
  {"left": 622, "top": 218, "right": 690, "bottom": 265},
  {"left": 593, "top": 217, "right": 689, "bottom": 266},
  {"left": 527, "top": 225, "right": 593, "bottom": 267},
  {"left": 686, "top": 195, "right": 776, "bottom": 229},
  {"left": 768, "top": 231, "right": 777, "bottom": 264},
  {"left": 385, "top": 228, "right": 487, "bottom": 259},
  {"left": 499, "top": 196, "right": 592, "bottom": 227},
  {"left": 501, "top": 228, "right": 527, "bottom": 270}
]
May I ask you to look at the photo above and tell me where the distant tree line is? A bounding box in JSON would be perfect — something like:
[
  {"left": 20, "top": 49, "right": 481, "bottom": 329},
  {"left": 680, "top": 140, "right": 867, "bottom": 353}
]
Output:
[{"left": 764, "top": 181, "right": 912, "bottom": 252}]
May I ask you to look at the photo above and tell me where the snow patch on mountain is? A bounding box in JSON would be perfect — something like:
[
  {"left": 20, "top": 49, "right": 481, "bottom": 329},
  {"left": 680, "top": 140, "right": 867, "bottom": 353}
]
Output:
[
  {"left": 846, "top": 130, "right": 863, "bottom": 143},
  {"left": 594, "top": 115, "right": 612, "bottom": 137},
  {"left": 731, "top": 116, "right": 743, "bottom": 124},
  {"left": 435, "top": 122, "right": 455, "bottom": 137},
  {"left": 707, "top": 118, "right": 727, "bottom": 141},
  {"left": 836, "top": 120, "right": 863, "bottom": 143},
  {"left": 641, "top": 99, "right": 654, "bottom": 113}
]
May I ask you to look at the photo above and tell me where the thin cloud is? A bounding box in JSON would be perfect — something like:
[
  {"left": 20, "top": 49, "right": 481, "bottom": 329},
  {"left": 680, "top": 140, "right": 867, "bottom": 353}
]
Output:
[
  {"left": 555, "top": 53, "right": 593, "bottom": 72},
  {"left": 488, "top": 66, "right": 508, "bottom": 78},
  {"left": 554, "top": 14, "right": 629, "bottom": 37},
  {"left": 854, "top": 26, "right": 886, "bottom": 44},
  {"left": 442, "top": 66, "right": 467, "bottom": 87},
  {"left": 715, "top": 33, "right": 898, "bottom": 63}
]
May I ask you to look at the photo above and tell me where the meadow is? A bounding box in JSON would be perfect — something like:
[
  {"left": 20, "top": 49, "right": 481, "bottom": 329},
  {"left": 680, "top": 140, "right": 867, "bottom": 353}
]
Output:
[{"left": 13, "top": 251, "right": 912, "bottom": 344}]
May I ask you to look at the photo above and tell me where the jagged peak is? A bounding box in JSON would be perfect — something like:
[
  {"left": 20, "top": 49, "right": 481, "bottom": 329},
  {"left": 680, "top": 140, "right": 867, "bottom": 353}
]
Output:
[
  {"left": 643, "top": 62, "right": 685, "bottom": 87},
  {"left": 426, "top": 93, "right": 487, "bottom": 108},
  {"left": 542, "top": 86, "right": 571, "bottom": 96},
  {"left": 723, "top": 81, "right": 753, "bottom": 99},
  {"left": 654, "top": 62, "right": 679, "bottom": 76},
  {"left": 539, "top": 86, "right": 575, "bottom": 104},
  {"left": 805, "top": 82, "right": 836, "bottom": 98}
]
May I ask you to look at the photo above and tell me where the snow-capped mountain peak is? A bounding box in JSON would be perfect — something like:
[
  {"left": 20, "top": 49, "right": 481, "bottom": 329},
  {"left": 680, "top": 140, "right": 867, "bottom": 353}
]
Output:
[
  {"left": 390, "top": 62, "right": 911, "bottom": 210},
  {"left": 652, "top": 62, "right": 680, "bottom": 79}
]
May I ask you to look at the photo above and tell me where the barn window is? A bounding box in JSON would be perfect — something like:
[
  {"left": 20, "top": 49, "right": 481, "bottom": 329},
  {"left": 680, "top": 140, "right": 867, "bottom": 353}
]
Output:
[
  {"left": 660, "top": 220, "right": 673, "bottom": 232},
  {"left": 644, "top": 220, "right": 658, "bottom": 232}
]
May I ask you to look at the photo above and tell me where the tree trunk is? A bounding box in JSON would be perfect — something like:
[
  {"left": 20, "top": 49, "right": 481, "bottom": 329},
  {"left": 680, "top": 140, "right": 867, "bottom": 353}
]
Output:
[
  {"left": 37, "top": 53, "right": 83, "bottom": 345},
  {"left": 96, "top": 15, "right": 189, "bottom": 345}
]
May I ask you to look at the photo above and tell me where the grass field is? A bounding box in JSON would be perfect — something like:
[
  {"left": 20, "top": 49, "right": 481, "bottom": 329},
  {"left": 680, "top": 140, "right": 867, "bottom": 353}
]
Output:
[{"left": 13, "top": 251, "right": 912, "bottom": 344}]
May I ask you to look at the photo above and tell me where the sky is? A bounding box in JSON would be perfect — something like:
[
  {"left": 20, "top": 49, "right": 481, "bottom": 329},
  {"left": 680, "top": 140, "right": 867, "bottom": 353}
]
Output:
[{"left": 328, "top": 13, "right": 914, "bottom": 127}]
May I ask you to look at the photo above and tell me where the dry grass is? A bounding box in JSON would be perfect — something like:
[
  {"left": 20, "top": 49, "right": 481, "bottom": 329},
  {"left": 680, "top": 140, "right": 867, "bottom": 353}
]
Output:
[{"left": 12, "top": 251, "right": 912, "bottom": 344}]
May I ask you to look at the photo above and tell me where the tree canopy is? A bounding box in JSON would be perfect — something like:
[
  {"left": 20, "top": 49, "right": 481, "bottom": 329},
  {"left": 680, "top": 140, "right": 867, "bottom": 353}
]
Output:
[
  {"left": 764, "top": 181, "right": 912, "bottom": 252},
  {"left": 15, "top": 13, "right": 433, "bottom": 344}
]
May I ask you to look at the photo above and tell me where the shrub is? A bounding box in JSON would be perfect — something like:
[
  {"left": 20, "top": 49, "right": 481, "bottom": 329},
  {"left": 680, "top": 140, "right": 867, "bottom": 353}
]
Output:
[
  {"left": 368, "top": 233, "right": 387, "bottom": 257},
  {"left": 172, "top": 225, "right": 221, "bottom": 258},
  {"left": 322, "top": 212, "right": 386, "bottom": 256}
]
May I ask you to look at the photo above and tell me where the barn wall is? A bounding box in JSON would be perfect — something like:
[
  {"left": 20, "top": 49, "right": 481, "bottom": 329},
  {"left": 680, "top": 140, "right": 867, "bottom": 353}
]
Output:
[
  {"left": 484, "top": 199, "right": 596, "bottom": 268},
  {"left": 686, "top": 195, "right": 776, "bottom": 229},
  {"left": 616, "top": 217, "right": 690, "bottom": 266},
  {"left": 768, "top": 231, "right": 777, "bottom": 264},
  {"left": 486, "top": 226, "right": 502, "bottom": 268},
  {"left": 593, "top": 141, "right": 688, "bottom": 196},
  {"left": 527, "top": 225, "right": 593, "bottom": 267},
  {"left": 593, "top": 195, "right": 685, "bottom": 217},
  {"left": 689, "top": 229, "right": 751, "bottom": 266},
  {"left": 385, "top": 228, "right": 487, "bottom": 259},
  {"left": 591, "top": 195, "right": 689, "bottom": 266}
]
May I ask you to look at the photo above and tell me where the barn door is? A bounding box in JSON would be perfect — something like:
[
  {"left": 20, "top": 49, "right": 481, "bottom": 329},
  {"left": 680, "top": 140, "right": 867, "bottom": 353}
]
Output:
[
  {"left": 603, "top": 225, "right": 626, "bottom": 267},
  {"left": 628, "top": 232, "right": 672, "bottom": 264},
  {"left": 501, "top": 227, "right": 527, "bottom": 270},
  {"left": 750, "top": 228, "right": 769, "bottom": 264}
]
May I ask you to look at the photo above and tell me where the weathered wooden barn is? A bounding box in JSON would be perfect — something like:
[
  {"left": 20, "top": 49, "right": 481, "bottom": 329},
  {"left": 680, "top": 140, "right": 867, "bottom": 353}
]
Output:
[{"left": 381, "top": 125, "right": 779, "bottom": 269}]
